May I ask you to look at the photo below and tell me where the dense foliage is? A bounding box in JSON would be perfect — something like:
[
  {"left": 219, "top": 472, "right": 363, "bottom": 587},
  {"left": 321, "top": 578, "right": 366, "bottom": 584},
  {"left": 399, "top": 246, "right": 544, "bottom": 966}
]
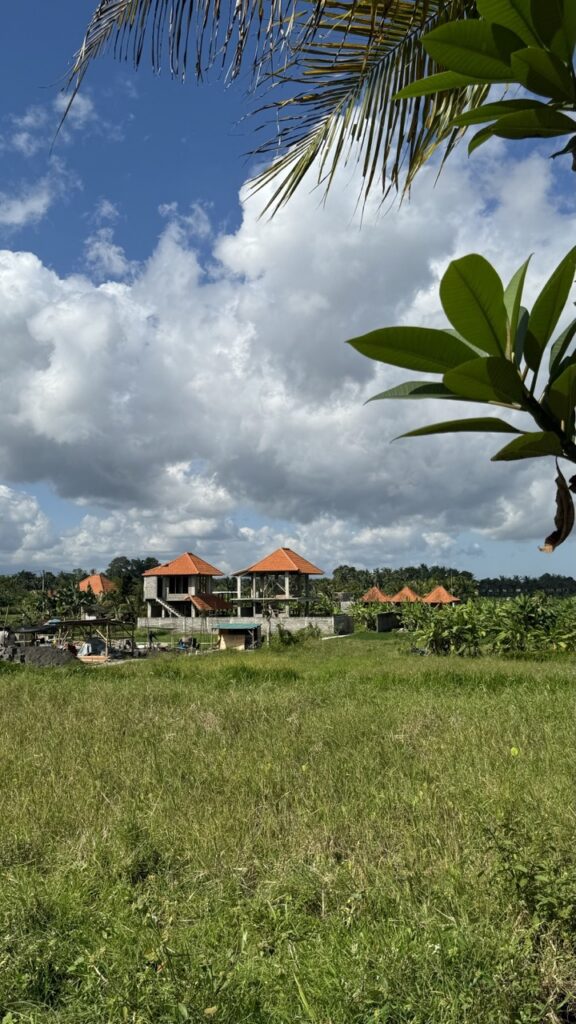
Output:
[{"left": 400, "top": 594, "right": 576, "bottom": 656}]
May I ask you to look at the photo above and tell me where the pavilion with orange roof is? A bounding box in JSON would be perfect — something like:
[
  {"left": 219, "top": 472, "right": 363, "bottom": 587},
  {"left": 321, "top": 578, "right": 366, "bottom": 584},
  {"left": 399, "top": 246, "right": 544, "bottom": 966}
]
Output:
[
  {"left": 361, "top": 586, "right": 394, "bottom": 604},
  {"left": 142, "top": 552, "right": 231, "bottom": 619},
  {"left": 233, "top": 547, "right": 323, "bottom": 617},
  {"left": 423, "top": 585, "right": 460, "bottom": 605},
  {"left": 79, "top": 573, "right": 117, "bottom": 598},
  {"left": 390, "top": 586, "right": 422, "bottom": 604}
]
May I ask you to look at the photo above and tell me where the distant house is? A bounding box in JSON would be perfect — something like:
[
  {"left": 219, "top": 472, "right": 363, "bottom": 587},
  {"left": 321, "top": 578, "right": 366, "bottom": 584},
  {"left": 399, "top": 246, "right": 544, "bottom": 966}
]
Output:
[
  {"left": 142, "top": 552, "right": 231, "bottom": 619},
  {"left": 79, "top": 574, "right": 117, "bottom": 598},
  {"left": 233, "top": 547, "right": 324, "bottom": 617},
  {"left": 361, "top": 586, "right": 394, "bottom": 603}
]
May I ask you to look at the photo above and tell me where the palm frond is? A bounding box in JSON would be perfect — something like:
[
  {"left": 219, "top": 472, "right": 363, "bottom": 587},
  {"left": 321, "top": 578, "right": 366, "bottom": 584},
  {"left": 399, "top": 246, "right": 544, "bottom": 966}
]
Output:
[
  {"left": 251, "top": 0, "right": 487, "bottom": 212},
  {"left": 70, "top": 0, "right": 486, "bottom": 208}
]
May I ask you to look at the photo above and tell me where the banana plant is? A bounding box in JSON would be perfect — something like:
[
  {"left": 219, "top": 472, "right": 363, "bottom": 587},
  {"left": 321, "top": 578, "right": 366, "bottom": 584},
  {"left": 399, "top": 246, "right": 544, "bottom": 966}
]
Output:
[
  {"left": 348, "top": 246, "right": 576, "bottom": 550},
  {"left": 395, "top": 0, "right": 576, "bottom": 168}
]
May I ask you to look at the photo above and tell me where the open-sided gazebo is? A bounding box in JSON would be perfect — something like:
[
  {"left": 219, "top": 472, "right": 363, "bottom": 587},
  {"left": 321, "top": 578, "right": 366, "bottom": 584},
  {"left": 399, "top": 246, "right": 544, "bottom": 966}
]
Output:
[{"left": 233, "top": 547, "right": 324, "bottom": 617}]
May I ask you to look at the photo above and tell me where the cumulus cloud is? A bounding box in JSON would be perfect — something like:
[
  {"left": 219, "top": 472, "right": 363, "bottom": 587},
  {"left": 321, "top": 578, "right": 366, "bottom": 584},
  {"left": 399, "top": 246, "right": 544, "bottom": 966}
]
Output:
[{"left": 0, "top": 143, "right": 573, "bottom": 571}]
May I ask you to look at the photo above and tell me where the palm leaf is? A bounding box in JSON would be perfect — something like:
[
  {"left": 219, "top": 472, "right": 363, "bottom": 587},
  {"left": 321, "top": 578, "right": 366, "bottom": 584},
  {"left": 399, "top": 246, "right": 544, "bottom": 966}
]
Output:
[
  {"left": 251, "top": 0, "right": 488, "bottom": 211},
  {"left": 70, "top": 0, "right": 487, "bottom": 208}
]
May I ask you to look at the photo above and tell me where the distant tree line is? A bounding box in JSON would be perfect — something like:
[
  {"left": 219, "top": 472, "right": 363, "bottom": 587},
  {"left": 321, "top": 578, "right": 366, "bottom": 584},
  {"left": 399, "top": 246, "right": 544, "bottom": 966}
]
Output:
[{"left": 0, "top": 558, "right": 575, "bottom": 623}]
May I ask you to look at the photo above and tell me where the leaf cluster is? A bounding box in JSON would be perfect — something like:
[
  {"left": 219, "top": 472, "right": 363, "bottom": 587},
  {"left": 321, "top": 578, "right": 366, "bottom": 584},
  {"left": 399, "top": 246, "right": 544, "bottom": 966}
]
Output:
[{"left": 396, "top": 0, "right": 576, "bottom": 162}]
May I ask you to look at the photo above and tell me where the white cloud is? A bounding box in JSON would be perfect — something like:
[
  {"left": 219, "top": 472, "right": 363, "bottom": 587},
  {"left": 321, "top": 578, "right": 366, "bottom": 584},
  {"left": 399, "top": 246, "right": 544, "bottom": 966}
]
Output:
[
  {"left": 84, "top": 227, "right": 135, "bottom": 279},
  {"left": 0, "top": 145, "right": 574, "bottom": 571}
]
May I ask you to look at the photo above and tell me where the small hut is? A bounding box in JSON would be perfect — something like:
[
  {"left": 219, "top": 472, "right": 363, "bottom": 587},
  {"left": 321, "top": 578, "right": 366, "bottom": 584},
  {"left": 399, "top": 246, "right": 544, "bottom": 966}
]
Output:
[
  {"left": 361, "top": 586, "right": 394, "bottom": 603},
  {"left": 391, "top": 586, "right": 422, "bottom": 603},
  {"left": 423, "top": 586, "right": 460, "bottom": 606},
  {"left": 217, "top": 623, "right": 261, "bottom": 651}
]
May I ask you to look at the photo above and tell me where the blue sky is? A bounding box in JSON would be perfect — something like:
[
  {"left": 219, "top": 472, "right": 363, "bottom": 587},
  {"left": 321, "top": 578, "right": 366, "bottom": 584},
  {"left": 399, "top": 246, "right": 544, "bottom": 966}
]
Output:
[{"left": 0, "top": 4, "right": 575, "bottom": 579}]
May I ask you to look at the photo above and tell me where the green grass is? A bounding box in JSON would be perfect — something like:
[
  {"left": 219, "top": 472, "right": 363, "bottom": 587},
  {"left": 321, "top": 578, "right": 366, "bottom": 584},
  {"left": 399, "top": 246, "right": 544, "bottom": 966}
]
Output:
[{"left": 1, "top": 637, "right": 576, "bottom": 1022}]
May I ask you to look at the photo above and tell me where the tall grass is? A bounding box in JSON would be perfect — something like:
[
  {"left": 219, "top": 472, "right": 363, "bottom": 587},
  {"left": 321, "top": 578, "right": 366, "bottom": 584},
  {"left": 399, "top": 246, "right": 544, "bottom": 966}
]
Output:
[{"left": 0, "top": 637, "right": 575, "bottom": 1022}]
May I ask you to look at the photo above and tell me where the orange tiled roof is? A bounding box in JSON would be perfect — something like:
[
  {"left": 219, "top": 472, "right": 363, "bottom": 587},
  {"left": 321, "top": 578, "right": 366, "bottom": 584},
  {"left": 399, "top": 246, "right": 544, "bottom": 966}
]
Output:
[
  {"left": 234, "top": 547, "right": 323, "bottom": 576},
  {"left": 423, "top": 585, "right": 460, "bottom": 604},
  {"left": 361, "top": 586, "right": 394, "bottom": 603},
  {"left": 391, "top": 586, "right": 422, "bottom": 603},
  {"left": 143, "top": 552, "right": 223, "bottom": 577},
  {"left": 190, "top": 594, "right": 231, "bottom": 612},
  {"left": 78, "top": 574, "right": 117, "bottom": 596}
]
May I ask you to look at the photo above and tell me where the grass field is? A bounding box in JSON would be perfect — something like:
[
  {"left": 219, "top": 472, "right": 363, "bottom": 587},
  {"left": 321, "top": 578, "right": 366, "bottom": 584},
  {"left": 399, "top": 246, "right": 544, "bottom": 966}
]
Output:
[{"left": 1, "top": 636, "right": 576, "bottom": 1023}]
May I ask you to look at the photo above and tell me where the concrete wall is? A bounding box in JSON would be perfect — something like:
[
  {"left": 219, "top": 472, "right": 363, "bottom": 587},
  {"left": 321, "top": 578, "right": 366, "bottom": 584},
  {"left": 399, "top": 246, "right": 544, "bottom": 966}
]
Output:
[{"left": 138, "top": 614, "right": 354, "bottom": 636}]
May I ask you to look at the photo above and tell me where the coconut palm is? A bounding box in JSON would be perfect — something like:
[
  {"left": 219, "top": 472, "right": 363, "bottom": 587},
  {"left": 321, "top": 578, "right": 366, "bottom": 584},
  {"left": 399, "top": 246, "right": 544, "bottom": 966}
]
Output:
[{"left": 70, "top": 0, "right": 484, "bottom": 210}]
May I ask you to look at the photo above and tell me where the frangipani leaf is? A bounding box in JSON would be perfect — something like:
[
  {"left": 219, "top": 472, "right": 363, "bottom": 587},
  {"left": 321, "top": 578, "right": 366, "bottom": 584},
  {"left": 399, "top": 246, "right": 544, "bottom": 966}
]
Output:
[
  {"left": 440, "top": 255, "right": 508, "bottom": 356},
  {"left": 476, "top": 0, "right": 539, "bottom": 46},
  {"left": 510, "top": 47, "right": 576, "bottom": 101},
  {"left": 451, "top": 98, "right": 553, "bottom": 126},
  {"left": 526, "top": 246, "right": 576, "bottom": 373},
  {"left": 504, "top": 258, "right": 531, "bottom": 359},
  {"left": 347, "top": 327, "right": 475, "bottom": 374},
  {"left": 539, "top": 462, "right": 575, "bottom": 551},
  {"left": 549, "top": 318, "right": 576, "bottom": 377},
  {"left": 394, "top": 71, "right": 482, "bottom": 100},
  {"left": 544, "top": 362, "right": 576, "bottom": 424},
  {"left": 468, "top": 124, "right": 497, "bottom": 153},
  {"left": 515, "top": 307, "right": 530, "bottom": 367},
  {"left": 397, "top": 416, "right": 524, "bottom": 439},
  {"left": 491, "top": 431, "right": 563, "bottom": 460},
  {"left": 444, "top": 357, "right": 527, "bottom": 405},
  {"left": 423, "top": 21, "right": 522, "bottom": 81},
  {"left": 490, "top": 107, "right": 576, "bottom": 138},
  {"left": 531, "top": 0, "right": 576, "bottom": 64},
  {"left": 367, "top": 381, "right": 463, "bottom": 402}
]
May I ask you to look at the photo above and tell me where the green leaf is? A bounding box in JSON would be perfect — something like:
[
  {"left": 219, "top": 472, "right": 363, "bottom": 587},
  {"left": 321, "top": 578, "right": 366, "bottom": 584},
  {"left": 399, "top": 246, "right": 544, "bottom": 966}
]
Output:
[
  {"left": 397, "top": 416, "right": 524, "bottom": 439},
  {"left": 440, "top": 254, "right": 508, "bottom": 356},
  {"left": 367, "top": 381, "right": 463, "bottom": 402},
  {"left": 549, "top": 318, "right": 576, "bottom": 376},
  {"left": 531, "top": 0, "right": 576, "bottom": 63},
  {"left": 544, "top": 362, "right": 576, "bottom": 423},
  {"left": 504, "top": 257, "right": 532, "bottom": 358},
  {"left": 515, "top": 307, "right": 530, "bottom": 367},
  {"left": 468, "top": 124, "right": 497, "bottom": 154},
  {"left": 491, "top": 107, "right": 576, "bottom": 138},
  {"left": 423, "top": 21, "right": 523, "bottom": 82},
  {"left": 393, "top": 71, "right": 483, "bottom": 101},
  {"left": 526, "top": 246, "right": 576, "bottom": 372},
  {"left": 510, "top": 47, "right": 575, "bottom": 101},
  {"left": 491, "top": 431, "right": 563, "bottom": 460},
  {"left": 347, "top": 327, "right": 475, "bottom": 374},
  {"left": 444, "top": 357, "right": 527, "bottom": 405},
  {"left": 476, "top": 0, "right": 540, "bottom": 46},
  {"left": 451, "top": 98, "right": 553, "bottom": 127}
]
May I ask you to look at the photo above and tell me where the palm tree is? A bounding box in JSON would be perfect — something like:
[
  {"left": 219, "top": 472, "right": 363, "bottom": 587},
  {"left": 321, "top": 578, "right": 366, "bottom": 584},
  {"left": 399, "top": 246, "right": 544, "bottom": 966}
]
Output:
[{"left": 70, "top": 0, "right": 483, "bottom": 210}]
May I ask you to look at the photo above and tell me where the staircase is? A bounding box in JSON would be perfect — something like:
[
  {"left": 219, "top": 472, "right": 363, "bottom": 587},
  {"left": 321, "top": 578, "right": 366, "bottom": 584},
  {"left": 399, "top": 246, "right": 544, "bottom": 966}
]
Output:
[{"left": 156, "top": 596, "right": 179, "bottom": 618}]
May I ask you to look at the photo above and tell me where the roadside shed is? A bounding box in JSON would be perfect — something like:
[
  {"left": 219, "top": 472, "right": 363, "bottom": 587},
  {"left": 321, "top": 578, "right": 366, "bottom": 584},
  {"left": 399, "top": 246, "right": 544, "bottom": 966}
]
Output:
[{"left": 217, "top": 623, "right": 261, "bottom": 651}]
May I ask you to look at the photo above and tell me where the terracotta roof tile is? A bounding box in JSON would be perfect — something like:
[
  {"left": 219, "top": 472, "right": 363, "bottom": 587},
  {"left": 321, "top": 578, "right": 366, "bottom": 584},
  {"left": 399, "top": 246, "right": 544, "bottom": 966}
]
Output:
[
  {"left": 423, "top": 586, "right": 460, "bottom": 604},
  {"left": 233, "top": 547, "right": 323, "bottom": 576},
  {"left": 361, "top": 586, "right": 394, "bottom": 603},
  {"left": 391, "top": 586, "right": 422, "bottom": 603},
  {"left": 189, "top": 594, "right": 231, "bottom": 612},
  {"left": 78, "top": 574, "right": 117, "bottom": 596},
  {"left": 143, "top": 552, "right": 223, "bottom": 577}
]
